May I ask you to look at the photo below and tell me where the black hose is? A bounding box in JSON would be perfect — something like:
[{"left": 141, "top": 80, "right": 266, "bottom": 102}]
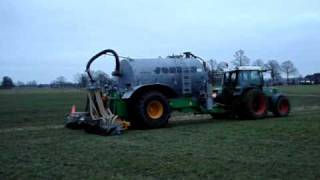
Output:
[{"left": 85, "top": 49, "right": 121, "bottom": 83}]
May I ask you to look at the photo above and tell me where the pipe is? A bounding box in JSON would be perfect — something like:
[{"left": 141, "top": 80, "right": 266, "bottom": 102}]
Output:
[{"left": 86, "top": 49, "right": 121, "bottom": 83}]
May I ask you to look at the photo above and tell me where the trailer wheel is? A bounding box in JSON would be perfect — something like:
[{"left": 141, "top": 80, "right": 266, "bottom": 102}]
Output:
[
  {"left": 132, "top": 91, "right": 170, "bottom": 129},
  {"left": 240, "top": 89, "right": 268, "bottom": 119},
  {"left": 272, "top": 96, "right": 290, "bottom": 117}
]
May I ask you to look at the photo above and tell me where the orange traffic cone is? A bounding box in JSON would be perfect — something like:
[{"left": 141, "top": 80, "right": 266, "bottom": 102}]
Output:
[{"left": 70, "top": 105, "right": 76, "bottom": 114}]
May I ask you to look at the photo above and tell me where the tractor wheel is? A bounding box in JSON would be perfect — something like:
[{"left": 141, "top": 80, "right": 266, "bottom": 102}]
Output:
[
  {"left": 239, "top": 89, "right": 268, "bottom": 119},
  {"left": 272, "top": 96, "right": 290, "bottom": 117},
  {"left": 132, "top": 91, "right": 170, "bottom": 129}
]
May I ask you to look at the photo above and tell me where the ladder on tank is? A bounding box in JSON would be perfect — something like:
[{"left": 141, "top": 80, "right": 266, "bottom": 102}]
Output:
[{"left": 181, "top": 66, "right": 192, "bottom": 95}]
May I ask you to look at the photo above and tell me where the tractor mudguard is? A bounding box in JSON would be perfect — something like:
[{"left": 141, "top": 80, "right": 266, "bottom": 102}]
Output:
[
  {"left": 270, "top": 93, "right": 286, "bottom": 105},
  {"left": 269, "top": 93, "right": 291, "bottom": 117},
  {"left": 269, "top": 93, "right": 287, "bottom": 110},
  {"left": 121, "top": 85, "right": 145, "bottom": 99}
]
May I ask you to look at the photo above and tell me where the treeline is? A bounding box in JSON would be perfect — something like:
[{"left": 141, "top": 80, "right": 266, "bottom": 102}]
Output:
[
  {"left": 0, "top": 71, "right": 112, "bottom": 89},
  {"left": 208, "top": 49, "right": 317, "bottom": 85},
  {"left": 1, "top": 50, "right": 319, "bottom": 89}
]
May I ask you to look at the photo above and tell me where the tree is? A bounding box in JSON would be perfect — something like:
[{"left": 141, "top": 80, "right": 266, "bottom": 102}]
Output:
[
  {"left": 75, "top": 73, "right": 89, "bottom": 88},
  {"left": 281, "top": 60, "right": 298, "bottom": 84},
  {"left": 232, "top": 49, "right": 250, "bottom": 67},
  {"left": 252, "top": 59, "right": 264, "bottom": 68},
  {"left": 217, "top": 62, "right": 228, "bottom": 72},
  {"left": 16, "top": 81, "right": 25, "bottom": 87},
  {"left": 265, "top": 60, "right": 282, "bottom": 84},
  {"left": 27, "top": 80, "right": 37, "bottom": 87},
  {"left": 208, "top": 59, "right": 218, "bottom": 72},
  {"left": 56, "top": 76, "right": 67, "bottom": 86},
  {"left": 51, "top": 76, "right": 68, "bottom": 88},
  {"left": 1, "top": 76, "right": 14, "bottom": 89},
  {"left": 94, "top": 71, "right": 111, "bottom": 86}
]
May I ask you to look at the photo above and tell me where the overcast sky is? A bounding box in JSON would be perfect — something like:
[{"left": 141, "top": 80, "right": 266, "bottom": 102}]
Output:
[{"left": 1, "top": 0, "right": 320, "bottom": 83}]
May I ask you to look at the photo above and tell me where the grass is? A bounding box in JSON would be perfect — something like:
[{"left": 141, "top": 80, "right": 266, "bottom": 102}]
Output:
[
  {"left": 276, "top": 85, "right": 320, "bottom": 96},
  {"left": 0, "top": 86, "right": 320, "bottom": 179},
  {"left": 0, "top": 88, "right": 86, "bottom": 129}
]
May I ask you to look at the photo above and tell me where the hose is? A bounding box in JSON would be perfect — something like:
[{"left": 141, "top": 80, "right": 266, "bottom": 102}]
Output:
[{"left": 86, "top": 49, "right": 121, "bottom": 83}]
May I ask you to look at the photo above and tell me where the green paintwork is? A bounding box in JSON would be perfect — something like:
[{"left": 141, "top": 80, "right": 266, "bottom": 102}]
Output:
[
  {"left": 169, "top": 97, "right": 199, "bottom": 110},
  {"left": 169, "top": 97, "right": 227, "bottom": 114},
  {"left": 113, "top": 99, "right": 127, "bottom": 117},
  {"left": 263, "top": 87, "right": 279, "bottom": 97},
  {"left": 109, "top": 92, "right": 128, "bottom": 117},
  {"left": 209, "top": 106, "right": 227, "bottom": 114},
  {"left": 108, "top": 95, "right": 228, "bottom": 117},
  {"left": 107, "top": 86, "right": 279, "bottom": 119}
]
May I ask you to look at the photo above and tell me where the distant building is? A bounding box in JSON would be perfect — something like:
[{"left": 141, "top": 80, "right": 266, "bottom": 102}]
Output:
[{"left": 305, "top": 73, "right": 320, "bottom": 84}]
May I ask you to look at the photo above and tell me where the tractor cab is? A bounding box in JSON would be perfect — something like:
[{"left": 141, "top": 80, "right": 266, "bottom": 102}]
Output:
[
  {"left": 215, "top": 66, "right": 266, "bottom": 107},
  {"left": 223, "top": 66, "right": 265, "bottom": 94}
]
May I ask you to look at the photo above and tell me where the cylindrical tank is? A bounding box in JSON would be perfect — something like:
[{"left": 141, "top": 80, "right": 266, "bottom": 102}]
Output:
[{"left": 116, "top": 57, "right": 208, "bottom": 96}]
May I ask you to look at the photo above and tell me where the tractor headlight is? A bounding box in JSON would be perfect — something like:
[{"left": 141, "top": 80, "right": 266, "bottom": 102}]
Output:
[{"left": 212, "top": 92, "right": 217, "bottom": 98}]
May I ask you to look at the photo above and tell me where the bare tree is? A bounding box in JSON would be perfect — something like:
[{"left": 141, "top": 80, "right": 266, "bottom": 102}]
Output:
[
  {"left": 74, "top": 73, "right": 89, "bottom": 88},
  {"left": 51, "top": 76, "right": 67, "bottom": 88},
  {"left": 208, "top": 59, "right": 218, "bottom": 71},
  {"left": 16, "top": 81, "right": 25, "bottom": 87},
  {"left": 265, "top": 60, "right": 282, "bottom": 84},
  {"left": 281, "top": 60, "right": 298, "bottom": 84},
  {"left": 74, "top": 71, "right": 112, "bottom": 88},
  {"left": 207, "top": 59, "right": 218, "bottom": 84},
  {"left": 56, "top": 76, "right": 67, "bottom": 84},
  {"left": 252, "top": 59, "right": 264, "bottom": 68},
  {"left": 217, "top": 62, "right": 228, "bottom": 72},
  {"left": 232, "top": 49, "right": 250, "bottom": 67},
  {"left": 27, "top": 80, "right": 37, "bottom": 87},
  {"left": 94, "top": 71, "right": 111, "bottom": 87}
]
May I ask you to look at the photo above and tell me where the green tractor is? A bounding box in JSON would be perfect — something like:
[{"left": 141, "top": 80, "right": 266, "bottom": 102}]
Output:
[{"left": 214, "top": 66, "right": 290, "bottom": 119}]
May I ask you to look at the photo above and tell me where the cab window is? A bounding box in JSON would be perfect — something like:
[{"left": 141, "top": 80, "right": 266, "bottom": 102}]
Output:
[
  {"left": 230, "top": 72, "right": 237, "bottom": 82},
  {"left": 224, "top": 71, "right": 237, "bottom": 84},
  {"left": 250, "top": 71, "right": 262, "bottom": 84},
  {"left": 239, "top": 71, "right": 249, "bottom": 81}
]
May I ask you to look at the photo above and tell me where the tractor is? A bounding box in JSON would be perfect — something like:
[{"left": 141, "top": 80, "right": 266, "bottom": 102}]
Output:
[
  {"left": 65, "top": 49, "right": 290, "bottom": 135},
  {"left": 214, "top": 66, "right": 290, "bottom": 119}
]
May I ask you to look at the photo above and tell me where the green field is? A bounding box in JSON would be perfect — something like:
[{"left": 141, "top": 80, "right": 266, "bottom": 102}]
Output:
[{"left": 1, "top": 86, "right": 320, "bottom": 179}]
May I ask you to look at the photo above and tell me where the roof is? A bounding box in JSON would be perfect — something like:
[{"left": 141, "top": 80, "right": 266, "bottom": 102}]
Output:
[{"left": 233, "top": 66, "right": 264, "bottom": 71}]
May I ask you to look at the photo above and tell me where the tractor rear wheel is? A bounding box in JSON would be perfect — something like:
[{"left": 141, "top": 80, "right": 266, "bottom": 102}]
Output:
[
  {"left": 239, "top": 89, "right": 268, "bottom": 119},
  {"left": 132, "top": 91, "right": 170, "bottom": 129},
  {"left": 272, "top": 96, "right": 290, "bottom": 117}
]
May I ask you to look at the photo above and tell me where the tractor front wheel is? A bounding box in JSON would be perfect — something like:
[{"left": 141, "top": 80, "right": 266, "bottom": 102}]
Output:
[
  {"left": 272, "top": 96, "right": 290, "bottom": 117},
  {"left": 132, "top": 91, "right": 170, "bottom": 129}
]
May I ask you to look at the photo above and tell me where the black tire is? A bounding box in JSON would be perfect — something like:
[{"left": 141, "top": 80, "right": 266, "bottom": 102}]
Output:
[
  {"left": 272, "top": 96, "right": 290, "bottom": 117},
  {"left": 238, "top": 89, "right": 268, "bottom": 119},
  {"left": 131, "top": 91, "right": 170, "bottom": 129},
  {"left": 65, "top": 122, "right": 83, "bottom": 130}
]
